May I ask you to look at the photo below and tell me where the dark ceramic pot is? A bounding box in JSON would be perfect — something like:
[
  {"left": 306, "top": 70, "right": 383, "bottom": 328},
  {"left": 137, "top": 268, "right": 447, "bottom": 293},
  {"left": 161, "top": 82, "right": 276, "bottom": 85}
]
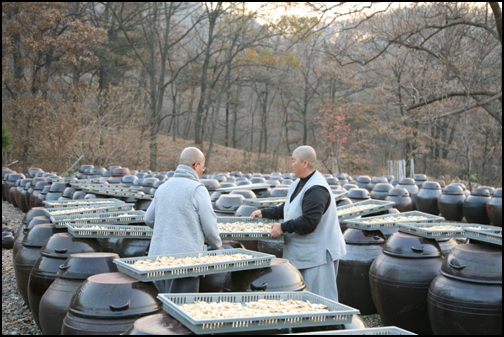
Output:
[
  {"left": 438, "top": 184, "right": 466, "bottom": 221},
  {"left": 385, "top": 188, "right": 412, "bottom": 212},
  {"left": 486, "top": 188, "right": 502, "bottom": 227},
  {"left": 428, "top": 242, "right": 502, "bottom": 335},
  {"left": 369, "top": 232, "right": 443, "bottom": 335},
  {"left": 415, "top": 181, "right": 442, "bottom": 215},
  {"left": 39, "top": 252, "right": 120, "bottom": 335},
  {"left": 61, "top": 272, "right": 161, "bottom": 335},
  {"left": 463, "top": 187, "right": 491, "bottom": 224}
]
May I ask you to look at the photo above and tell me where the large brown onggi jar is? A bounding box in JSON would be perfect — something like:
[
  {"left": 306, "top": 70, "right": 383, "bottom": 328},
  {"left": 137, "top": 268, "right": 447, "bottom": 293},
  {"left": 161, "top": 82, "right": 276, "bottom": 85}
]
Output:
[
  {"left": 27, "top": 233, "right": 100, "bottom": 328},
  {"left": 463, "top": 186, "right": 491, "bottom": 224},
  {"left": 428, "top": 242, "right": 502, "bottom": 335},
  {"left": 337, "top": 229, "right": 385, "bottom": 315},
  {"left": 486, "top": 188, "right": 502, "bottom": 227},
  {"left": 369, "top": 232, "right": 443, "bottom": 335},
  {"left": 61, "top": 272, "right": 161, "bottom": 335},
  {"left": 385, "top": 188, "right": 412, "bottom": 212},
  {"left": 415, "top": 181, "right": 442, "bottom": 215},
  {"left": 438, "top": 184, "right": 466, "bottom": 221},
  {"left": 39, "top": 252, "right": 120, "bottom": 335}
]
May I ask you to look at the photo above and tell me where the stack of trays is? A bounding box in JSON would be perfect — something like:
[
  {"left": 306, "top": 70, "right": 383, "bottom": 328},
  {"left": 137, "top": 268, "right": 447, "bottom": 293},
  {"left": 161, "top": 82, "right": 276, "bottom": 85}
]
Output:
[
  {"left": 157, "top": 291, "right": 360, "bottom": 334},
  {"left": 464, "top": 226, "right": 502, "bottom": 245},
  {"left": 66, "top": 223, "right": 152, "bottom": 239},
  {"left": 50, "top": 210, "right": 145, "bottom": 228},
  {"left": 216, "top": 217, "right": 282, "bottom": 240},
  {"left": 113, "top": 248, "right": 274, "bottom": 281},
  {"left": 337, "top": 200, "right": 395, "bottom": 220},
  {"left": 345, "top": 211, "right": 445, "bottom": 235}
]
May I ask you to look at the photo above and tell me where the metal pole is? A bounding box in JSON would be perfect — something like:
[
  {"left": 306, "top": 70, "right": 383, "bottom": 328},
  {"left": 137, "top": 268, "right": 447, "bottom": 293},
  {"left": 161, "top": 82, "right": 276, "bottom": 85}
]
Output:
[
  {"left": 6, "top": 160, "right": 18, "bottom": 167},
  {"left": 63, "top": 155, "right": 84, "bottom": 176}
]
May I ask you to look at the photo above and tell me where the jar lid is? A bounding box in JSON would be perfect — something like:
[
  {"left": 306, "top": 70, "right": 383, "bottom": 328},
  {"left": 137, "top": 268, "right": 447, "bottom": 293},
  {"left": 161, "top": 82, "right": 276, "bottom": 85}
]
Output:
[
  {"left": 22, "top": 224, "right": 55, "bottom": 247},
  {"left": 421, "top": 181, "right": 441, "bottom": 190},
  {"left": 398, "top": 178, "right": 415, "bottom": 185},
  {"left": 57, "top": 252, "right": 119, "bottom": 279},
  {"left": 443, "top": 184, "right": 464, "bottom": 195},
  {"left": 492, "top": 188, "right": 502, "bottom": 197},
  {"left": 372, "top": 183, "right": 394, "bottom": 192},
  {"left": 357, "top": 175, "right": 371, "bottom": 183},
  {"left": 470, "top": 187, "right": 491, "bottom": 197},
  {"left": 387, "top": 188, "right": 410, "bottom": 197},
  {"left": 383, "top": 232, "right": 442, "bottom": 258},
  {"left": 348, "top": 188, "right": 370, "bottom": 198},
  {"left": 441, "top": 243, "right": 502, "bottom": 284},
  {"left": 40, "top": 233, "right": 100, "bottom": 258}
]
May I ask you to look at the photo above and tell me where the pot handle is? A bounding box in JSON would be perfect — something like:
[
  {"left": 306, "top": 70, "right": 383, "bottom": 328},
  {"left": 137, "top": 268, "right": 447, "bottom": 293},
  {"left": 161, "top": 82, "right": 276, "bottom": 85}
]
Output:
[
  {"left": 110, "top": 299, "right": 130, "bottom": 311},
  {"left": 250, "top": 282, "right": 268, "bottom": 291},
  {"left": 449, "top": 260, "right": 466, "bottom": 270},
  {"left": 411, "top": 246, "right": 424, "bottom": 253},
  {"left": 55, "top": 248, "right": 68, "bottom": 254}
]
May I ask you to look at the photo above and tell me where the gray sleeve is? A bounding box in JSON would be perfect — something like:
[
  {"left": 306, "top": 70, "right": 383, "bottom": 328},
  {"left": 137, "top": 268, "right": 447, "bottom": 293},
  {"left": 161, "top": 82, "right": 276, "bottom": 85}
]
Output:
[
  {"left": 193, "top": 185, "right": 222, "bottom": 249},
  {"left": 144, "top": 197, "right": 156, "bottom": 228}
]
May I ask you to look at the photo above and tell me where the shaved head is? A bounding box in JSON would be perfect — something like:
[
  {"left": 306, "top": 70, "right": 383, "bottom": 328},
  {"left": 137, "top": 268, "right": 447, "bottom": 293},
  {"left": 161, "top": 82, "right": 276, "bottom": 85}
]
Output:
[
  {"left": 293, "top": 145, "right": 317, "bottom": 169},
  {"left": 180, "top": 147, "right": 205, "bottom": 166}
]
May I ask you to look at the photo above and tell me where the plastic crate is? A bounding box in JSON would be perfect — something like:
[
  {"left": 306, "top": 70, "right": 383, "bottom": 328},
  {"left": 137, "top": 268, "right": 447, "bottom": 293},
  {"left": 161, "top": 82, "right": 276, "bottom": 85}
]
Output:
[
  {"left": 157, "top": 291, "right": 359, "bottom": 334},
  {"left": 345, "top": 211, "right": 445, "bottom": 235},
  {"left": 113, "top": 248, "right": 274, "bottom": 281},
  {"left": 217, "top": 217, "right": 282, "bottom": 241},
  {"left": 50, "top": 210, "right": 145, "bottom": 228},
  {"left": 66, "top": 223, "right": 152, "bottom": 239},
  {"left": 290, "top": 326, "right": 416, "bottom": 335},
  {"left": 337, "top": 200, "right": 395, "bottom": 220},
  {"left": 398, "top": 222, "right": 486, "bottom": 239},
  {"left": 464, "top": 226, "right": 502, "bottom": 246},
  {"left": 86, "top": 187, "right": 153, "bottom": 200}
]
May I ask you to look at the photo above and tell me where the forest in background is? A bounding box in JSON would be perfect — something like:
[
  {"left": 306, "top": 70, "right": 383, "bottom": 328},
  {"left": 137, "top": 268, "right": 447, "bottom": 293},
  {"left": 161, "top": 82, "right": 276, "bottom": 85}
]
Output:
[{"left": 2, "top": 2, "right": 502, "bottom": 187}]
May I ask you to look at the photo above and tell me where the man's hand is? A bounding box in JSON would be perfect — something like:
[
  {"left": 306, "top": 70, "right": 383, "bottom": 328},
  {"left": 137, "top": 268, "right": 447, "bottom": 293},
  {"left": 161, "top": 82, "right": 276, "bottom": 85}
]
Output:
[
  {"left": 250, "top": 210, "right": 262, "bottom": 219},
  {"left": 270, "top": 222, "right": 283, "bottom": 238}
]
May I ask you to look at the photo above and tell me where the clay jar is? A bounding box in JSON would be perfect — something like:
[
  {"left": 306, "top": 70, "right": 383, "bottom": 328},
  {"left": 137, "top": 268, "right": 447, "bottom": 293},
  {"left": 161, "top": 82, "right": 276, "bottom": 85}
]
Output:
[
  {"left": 348, "top": 188, "right": 370, "bottom": 203},
  {"left": 39, "top": 252, "right": 120, "bottom": 335},
  {"left": 27, "top": 233, "right": 101, "bottom": 327},
  {"left": 370, "top": 183, "right": 394, "bottom": 200},
  {"left": 222, "top": 258, "right": 305, "bottom": 292},
  {"left": 61, "top": 272, "right": 161, "bottom": 335},
  {"left": 415, "top": 181, "right": 442, "bottom": 215},
  {"left": 463, "top": 186, "right": 491, "bottom": 224},
  {"left": 438, "top": 184, "right": 466, "bottom": 221},
  {"left": 14, "top": 224, "right": 57, "bottom": 306},
  {"left": 428, "top": 242, "right": 502, "bottom": 335},
  {"left": 385, "top": 188, "right": 412, "bottom": 212},
  {"left": 396, "top": 178, "right": 419, "bottom": 210},
  {"left": 356, "top": 175, "right": 371, "bottom": 190},
  {"left": 337, "top": 229, "right": 385, "bottom": 314},
  {"left": 486, "top": 188, "right": 502, "bottom": 227},
  {"left": 369, "top": 232, "right": 443, "bottom": 335}
]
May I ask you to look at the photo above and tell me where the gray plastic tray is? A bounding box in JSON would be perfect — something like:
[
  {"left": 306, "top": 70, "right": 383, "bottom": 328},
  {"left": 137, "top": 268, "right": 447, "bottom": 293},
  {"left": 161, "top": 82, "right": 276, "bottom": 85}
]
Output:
[
  {"left": 217, "top": 217, "right": 281, "bottom": 241},
  {"left": 50, "top": 210, "right": 145, "bottom": 228},
  {"left": 114, "top": 248, "right": 274, "bottom": 281},
  {"left": 44, "top": 203, "right": 134, "bottom": 218},
  {"left": 66, "top": 223, "right": 152, "bottom": 239},
  {"left": 84, "top": 187, "right": 153, "bottom": 199},
  {"left": 464, "top": 226, "right": 502, "bottom": 245},
  {"left": 332, "top": 189, "right": 349, "bottom": 202},
  {"left": 242, "top": 197, "right": 286, "bottom": 207},
  {"left": 337, "top": 199, "right": 395, "bottom": 220},
  {"left": 217, "top": 183, "right": 271, "bottom": 192},
  {"left": 157, "top": 291, "right": 359, "bottom": 334},
  {"left": 345, "top": 211, "right": 445, "bottom": 235},
  {"left": 43, "top": 198, "right": 125, "bottom": 208},
  {"left": 398, "top": 222, "right": 487, "bottom": 239}
]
